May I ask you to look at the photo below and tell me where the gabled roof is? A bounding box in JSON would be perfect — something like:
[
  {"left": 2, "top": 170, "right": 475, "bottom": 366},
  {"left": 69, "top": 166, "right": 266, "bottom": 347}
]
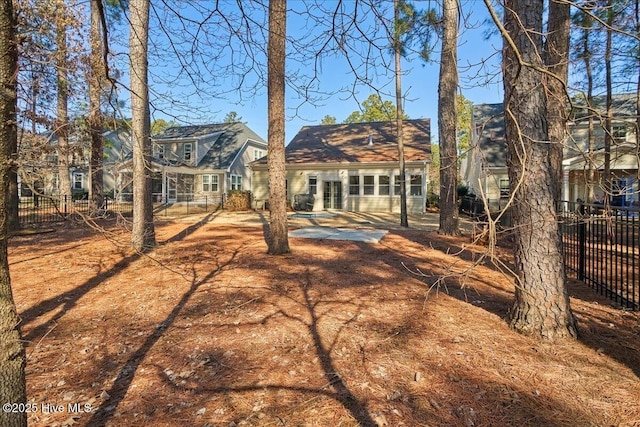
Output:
[
  {"left": 263, "top": 119, "right": 431, "bottom": 165},
  {"left": 571, "top": 93, "right": 638, "bottom": 122},
  {"left": 152, "top": 122, "right": 266, "bottom": 169},
  {"left": 472, "top": 103, "right": 507, "bottom": 168}
]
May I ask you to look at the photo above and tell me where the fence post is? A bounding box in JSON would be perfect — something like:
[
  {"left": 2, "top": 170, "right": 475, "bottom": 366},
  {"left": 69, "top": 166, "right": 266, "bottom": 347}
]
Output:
[{"left": 578, "top": 202, "right": 586, "bottom": 281}]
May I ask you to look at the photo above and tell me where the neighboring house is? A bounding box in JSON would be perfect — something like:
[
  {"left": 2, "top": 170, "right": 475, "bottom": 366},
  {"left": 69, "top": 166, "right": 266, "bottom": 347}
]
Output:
[
  {"left": 117, "top": 122, "right": 267, "bottom": 203},
  {"left": 563, "top": 93, "right": 638, "bottom": 205},
  {"left": 251, "top": 119, "right": 431, "bottom": 213},
  {"left": 460, "top": 103, "right": 508, "bottom": 210},
  {"left": 18, "top": 128, "right": 129, "bottom": 199},
  {"left": 461, "top": 94, "right": 639, "bottom": 206}
]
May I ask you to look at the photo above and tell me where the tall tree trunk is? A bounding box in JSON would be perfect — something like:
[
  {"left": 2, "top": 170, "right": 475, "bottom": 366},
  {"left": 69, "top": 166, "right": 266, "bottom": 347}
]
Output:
[
  {"left": 577, "top": 5, "right": 597, "bottom": 202},
  {"left": 0, "top": 0, "right": 27, "bottom": 424},
  {"left": 634, "top": 0, "right": 640, "bottom": 186},
  {"left": 394, "top": 0, "right": 408, "bottom": 228},
  {"left": 438, "top": 0, "right": 460, "bottom": 235},
  {"left": 129, "top": 0, "right": 155, "bottom": 251},
  {"left": 603, "top": 0, "right": 613, "bottom": 206},
  {"left": 502, "top": 0, "right": 577, "bottom": 340},
  {"left": 89, "top": 0, "right": 104, "bottom": 212},
  {"left": 545, "top": 0, "right": 570, "bottom": 205},
  {"left": 56, "top": 20, "right": 72, "bottom": 214},
  {"left": 266, "top": 0, "right": 290, "bottom": 255}
]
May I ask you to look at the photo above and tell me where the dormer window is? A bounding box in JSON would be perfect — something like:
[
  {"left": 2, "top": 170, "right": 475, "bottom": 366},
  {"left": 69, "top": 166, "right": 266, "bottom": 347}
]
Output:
[
  {"left": 156, "top": 144, "right": 165, "bottom": 159},
  {"left": 184, "top": 143, "right": 192, "bottom": 161}
]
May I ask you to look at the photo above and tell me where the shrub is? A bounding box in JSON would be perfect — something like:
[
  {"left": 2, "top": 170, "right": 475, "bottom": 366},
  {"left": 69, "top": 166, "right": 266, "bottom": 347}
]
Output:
[
  {"left": 426, "top": 192, "right": 439, "bottom": 208},
  {"left": 226, "top": 190, "right": 252, "bottom": 211}
]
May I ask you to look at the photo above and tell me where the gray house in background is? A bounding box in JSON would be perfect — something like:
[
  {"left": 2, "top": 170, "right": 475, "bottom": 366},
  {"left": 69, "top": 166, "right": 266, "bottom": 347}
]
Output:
[
  {"left": 460, "top": 103, "right": 509, "bottom": 210},
  {"left": 461, "top": 94, "right": 639, "bottom": 206},
  {"left": 18, "top": 128, "right": 131, "bottom": 199},
  {"left": 117, "top": 122, "right": 267, "bottom": 203}
]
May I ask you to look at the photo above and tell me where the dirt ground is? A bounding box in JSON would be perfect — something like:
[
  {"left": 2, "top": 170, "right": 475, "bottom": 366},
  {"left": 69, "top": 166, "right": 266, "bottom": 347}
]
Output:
[{"left": 9, "top": 210, "right": 640, "bottom": 427}]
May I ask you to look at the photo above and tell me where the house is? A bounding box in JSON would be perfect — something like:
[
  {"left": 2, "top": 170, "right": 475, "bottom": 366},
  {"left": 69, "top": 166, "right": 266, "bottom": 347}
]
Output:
[
  {"left": 251, "top": 119, "right": 432, "bottom": 213},
  {"left": 461, "top": 94, "right": 639, "bottom": 206},
  {"left": 563, "top": 93, "right": 638, "bottom": 205},
  {"left": 117, "top": 122, "right": 267, "bottom": 204},
  {"left": 18, "top": 128, "right": 130, "bottom": 199},
  {"left": 460, "top": 103, "right": 508, "bottom": 210}
]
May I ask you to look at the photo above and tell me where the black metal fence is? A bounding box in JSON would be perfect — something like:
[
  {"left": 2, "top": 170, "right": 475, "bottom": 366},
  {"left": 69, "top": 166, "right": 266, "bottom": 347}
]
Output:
[
  {"left": 560, "top": 201, "right": 639, "bottom": 310},
  {"left": 18, "top": 194, "right": 222, "bottom": 226}
]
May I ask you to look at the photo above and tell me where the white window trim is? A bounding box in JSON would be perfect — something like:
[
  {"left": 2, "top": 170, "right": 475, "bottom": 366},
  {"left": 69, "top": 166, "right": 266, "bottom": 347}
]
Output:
[
  {"left": 184, "top": 143, "right": 193, "bottom": 161},
  {"left": 73, "top": 173, "right": 83, "bottom": 190},
  {"left": 231, "top": 174, "right": 243, "bottom": 191}
]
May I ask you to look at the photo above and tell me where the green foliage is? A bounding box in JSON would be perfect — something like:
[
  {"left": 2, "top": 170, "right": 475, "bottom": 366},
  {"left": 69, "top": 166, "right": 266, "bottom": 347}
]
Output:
[
  {"left": 224, "top": 111, "right": 243, "bottom": 123},
  {"left": 343, "top": 94, "right": 409, "bottom": 123},
  {"left": 320, "top": 115, "right": 336, "bottom": 125},
  {"left": 394, "top": 0, "right": 439, "bottom": 62},
  {"left": 457, "top": 184, "right": 472, "bottom": 198},
  {"left": 426, "top": 192, "right": 439, "bottom": 208},
  {"left": 151, "top": 118, "right": 176, "bottom": 135},
  {"left": 456, "top": 94, "right": 473, "bottom": 157}
]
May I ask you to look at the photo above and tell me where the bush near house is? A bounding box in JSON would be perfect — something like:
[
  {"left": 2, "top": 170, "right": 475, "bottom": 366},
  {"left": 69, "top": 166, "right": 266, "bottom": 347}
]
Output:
[{"left": 225, "top": 190, "right": 252, "bottom": 211}]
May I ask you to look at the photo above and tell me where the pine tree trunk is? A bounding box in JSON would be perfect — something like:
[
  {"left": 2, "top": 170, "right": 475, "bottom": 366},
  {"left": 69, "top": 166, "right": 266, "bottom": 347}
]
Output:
[
  {"left": 89, "top": 0, "right": 104, "bottom": 212},
  {"left": 545, "top": 0, "right": 570, "bottom": 204},
  {"left": 56, "top": 21, "right": 72, "bottom": 213},
  {"left": 394, "top": 0, "right": 408, "bottom": 228},
  {"left": 603, "top": 0, "right": 613, "bottom": 205},
  {"left": 266, "top": 0, "right": 290, "bottom": 255},
  {"left": 129, "top": 0, "right": 155, "bottom": 252},
  {"left": 503, "top": 0, "right": 577, "bottom": 340},
  {"left": 0, "top": 0, "right": 27, "bottom": 424},
  {"left": 438, "top": 0, "right": 460, "bottom": 235}
]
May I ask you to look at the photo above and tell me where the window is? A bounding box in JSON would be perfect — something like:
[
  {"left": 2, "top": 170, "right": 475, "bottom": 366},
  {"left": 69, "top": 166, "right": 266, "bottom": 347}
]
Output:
[
  {"left": 184, "top": 143, "right": 192, "bottom": 161},
  {"left": 349, "top": 176, "right": 360, "bottom": 195},
  {"left": 499, "top": 178, "right": 509, "bottom": 198},
  {"left": 410, "top": 175, "right": 423, "bottom": 196},
  {"left": 309, "top": 176, "right": 317, "bottom": 195},
  {"left": 613, "top": 125, "right": 627, "bottom": 143},
  {"left": 231, "top": 175, "right": 242, "bottom": 190},
  {"left": 363, "top": 175, "right": 374, "bottom": 195},
  {"left": 156, "top": 144, "right": 165, "bottom": 159},
  {"left": 73, "top": 173, "right": 83, "bottom": 190},
  {"left": 393, "top": 175, "right": 402, "bottom": 196},
  {"left": 52, "top": 173, "right": 60, "bottom": 192},
  {"left": 202, "top": 175, "right": 218, "bottom": 192},
  {"left": 254, "top": 149, "right": 264, "bottom": 161},
  {"left": 379, "top": 175, "right": 390, "bottom": 195}
]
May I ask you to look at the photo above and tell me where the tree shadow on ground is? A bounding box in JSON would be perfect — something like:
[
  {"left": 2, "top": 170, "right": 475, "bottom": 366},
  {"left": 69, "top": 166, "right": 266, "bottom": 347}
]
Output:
[
  {"left": 380, "top": 228, "right": 640, "bottom": 379},
  {"left": 19, "top": 212, "right": 217, "bottom": 344},
  {"left": 85, "top": 240, "right": 244, "bottom": 426}
]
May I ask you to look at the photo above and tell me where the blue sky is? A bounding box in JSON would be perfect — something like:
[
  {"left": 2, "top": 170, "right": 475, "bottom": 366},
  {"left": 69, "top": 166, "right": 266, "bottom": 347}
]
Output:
[{"left": 136, "top": 1, "right": 504, "bottom": 143}]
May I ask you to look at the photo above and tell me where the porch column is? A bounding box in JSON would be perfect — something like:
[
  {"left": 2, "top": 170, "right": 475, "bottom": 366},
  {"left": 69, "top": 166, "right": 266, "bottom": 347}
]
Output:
[
  {"left": 162, "top": 168, "right": 167, "bottom": 203},
  {"left": 562, "top": 171, "right": 570, "bottom": 203}
]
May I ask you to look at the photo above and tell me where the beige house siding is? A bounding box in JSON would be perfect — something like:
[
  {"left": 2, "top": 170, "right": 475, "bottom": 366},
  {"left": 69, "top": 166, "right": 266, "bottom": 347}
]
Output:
[{"left": 252, "top": 164, "right": 429, "bottom": 213}]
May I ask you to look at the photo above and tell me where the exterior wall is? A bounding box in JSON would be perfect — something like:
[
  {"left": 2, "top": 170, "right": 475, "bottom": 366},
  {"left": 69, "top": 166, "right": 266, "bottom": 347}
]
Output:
[
  {"left": 192, "top": 172, "right": 225, "bottom": 200},
  {"left": 252, "top": 164, "right": 429, "bottom": 213},
  {"left": 566, "top": 120, "right": 637, "bottom": 157},
  {"left": 154, "top": 141, "right": 196, "bottom": 166},
  {"left": 228, "top": 142, "right": 266, "bottom": 193}
]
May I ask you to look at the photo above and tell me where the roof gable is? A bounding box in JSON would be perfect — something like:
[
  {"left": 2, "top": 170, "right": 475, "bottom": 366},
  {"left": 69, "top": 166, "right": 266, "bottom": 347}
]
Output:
[
  {"left": 276, "top": 119, "right": 431, "bottom": 165},
  {"left": 152, "top": 122, "right": 266, "bottom": 169}
]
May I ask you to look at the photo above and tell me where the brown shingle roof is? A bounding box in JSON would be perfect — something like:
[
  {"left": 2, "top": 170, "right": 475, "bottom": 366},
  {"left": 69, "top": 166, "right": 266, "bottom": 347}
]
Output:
[{"left": 271, "top": 119, "right": 431, "bottom": 165}]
